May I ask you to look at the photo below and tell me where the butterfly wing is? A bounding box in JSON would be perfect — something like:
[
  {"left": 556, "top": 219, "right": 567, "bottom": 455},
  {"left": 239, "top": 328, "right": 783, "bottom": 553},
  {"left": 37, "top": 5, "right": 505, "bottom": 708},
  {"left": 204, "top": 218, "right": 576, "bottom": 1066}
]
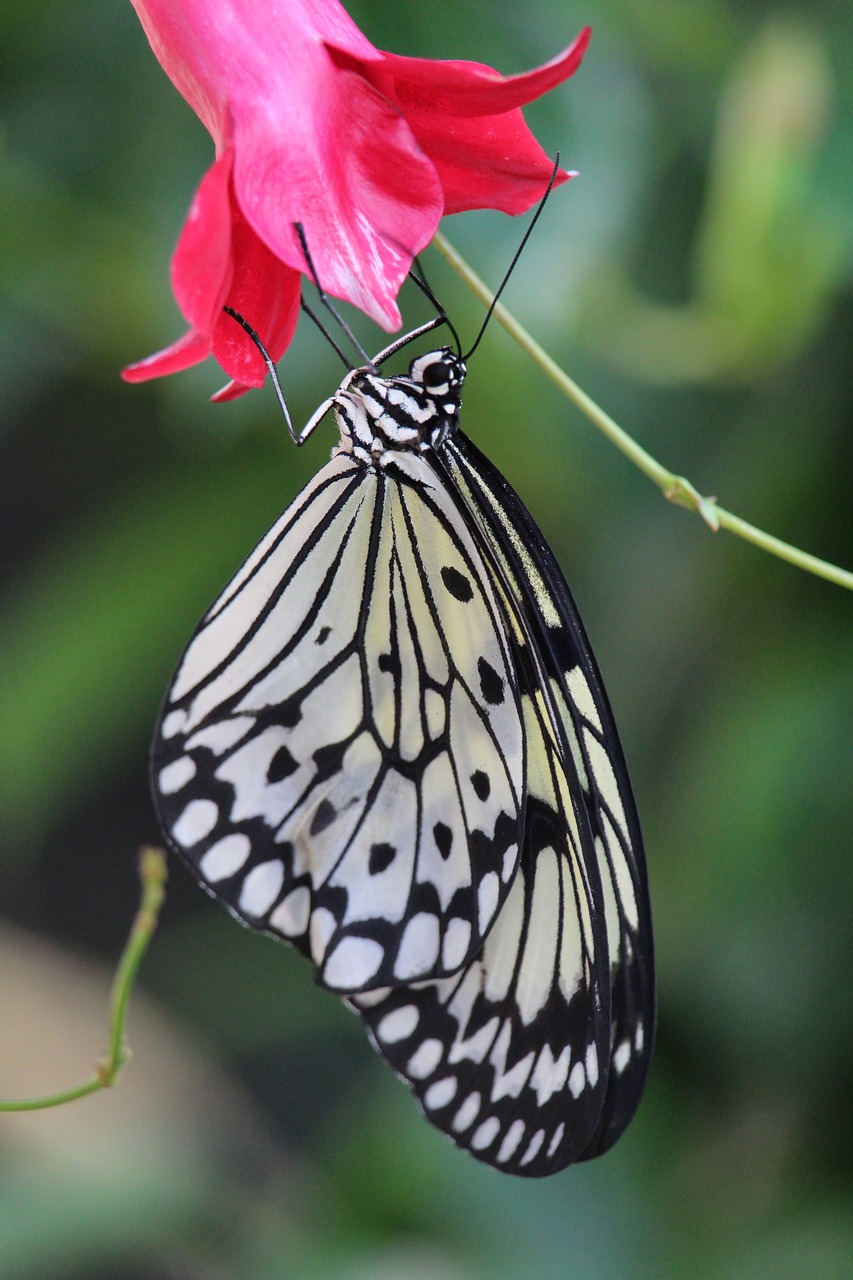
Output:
[
  {"left": 445, "top": 432, "right": 655, "bottom": 1159},
  {"left": 351, "top": 431, "right": 654, "bottom": 1175},
  {"left": 151, "top": 451, "right": 525, "bottom": 995},
  {"left": 353, "top": 683, "right": 613, "bottom": 1175},
  {"left": 151, "top": 341, "right": 653, "bottom": 1176}
]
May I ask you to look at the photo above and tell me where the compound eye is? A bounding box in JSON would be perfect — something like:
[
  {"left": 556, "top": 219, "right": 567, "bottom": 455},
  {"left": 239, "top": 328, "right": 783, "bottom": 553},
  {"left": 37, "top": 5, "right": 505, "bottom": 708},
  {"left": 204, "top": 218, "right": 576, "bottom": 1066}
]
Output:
[{"left": 421, "top": 359, "right": 449, "bottom": 390}]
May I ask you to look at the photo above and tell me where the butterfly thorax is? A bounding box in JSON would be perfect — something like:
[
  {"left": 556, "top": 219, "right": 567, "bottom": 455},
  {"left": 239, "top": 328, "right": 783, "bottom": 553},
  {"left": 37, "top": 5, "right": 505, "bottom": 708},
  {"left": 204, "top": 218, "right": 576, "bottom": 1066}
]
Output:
[{"left": 332, "top": 347, "right": 467, "bottom": 467}]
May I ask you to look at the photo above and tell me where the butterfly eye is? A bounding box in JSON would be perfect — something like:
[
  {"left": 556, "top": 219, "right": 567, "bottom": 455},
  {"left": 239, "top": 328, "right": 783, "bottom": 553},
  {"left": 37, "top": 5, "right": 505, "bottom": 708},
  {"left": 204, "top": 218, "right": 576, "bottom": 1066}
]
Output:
[{"left": 421, "top": 360, "right": 450, "bottom": 390}]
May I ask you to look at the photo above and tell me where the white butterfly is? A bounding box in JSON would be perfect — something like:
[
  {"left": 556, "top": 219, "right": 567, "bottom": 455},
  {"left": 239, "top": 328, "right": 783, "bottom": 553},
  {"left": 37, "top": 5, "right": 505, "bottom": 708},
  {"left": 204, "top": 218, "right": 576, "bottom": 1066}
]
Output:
[{"left": 152, "top": 339, "right": 654, "bottom": 1176}]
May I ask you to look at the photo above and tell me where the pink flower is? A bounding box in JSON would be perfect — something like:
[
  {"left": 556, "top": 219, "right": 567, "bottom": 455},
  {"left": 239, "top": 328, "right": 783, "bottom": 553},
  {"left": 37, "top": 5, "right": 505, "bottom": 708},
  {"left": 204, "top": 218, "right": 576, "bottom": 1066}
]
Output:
[{"left": 123, "top": 0, "right": 590, "bottom": 395}]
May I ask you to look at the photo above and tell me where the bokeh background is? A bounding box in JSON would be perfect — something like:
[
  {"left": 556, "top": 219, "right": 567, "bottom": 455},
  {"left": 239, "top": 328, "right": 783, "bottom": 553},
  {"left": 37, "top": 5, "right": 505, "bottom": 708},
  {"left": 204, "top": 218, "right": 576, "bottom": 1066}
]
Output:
[{"left": 2, "top": 1, "right": 852, "bottom": 1276}]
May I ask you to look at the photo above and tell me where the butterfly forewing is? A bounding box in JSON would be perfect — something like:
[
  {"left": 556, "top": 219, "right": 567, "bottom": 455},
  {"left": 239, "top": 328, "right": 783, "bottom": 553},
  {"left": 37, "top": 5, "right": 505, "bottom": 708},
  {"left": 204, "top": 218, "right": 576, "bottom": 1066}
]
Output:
[{"left": 153, "top": 451, "right": 525, "bottom": 995}]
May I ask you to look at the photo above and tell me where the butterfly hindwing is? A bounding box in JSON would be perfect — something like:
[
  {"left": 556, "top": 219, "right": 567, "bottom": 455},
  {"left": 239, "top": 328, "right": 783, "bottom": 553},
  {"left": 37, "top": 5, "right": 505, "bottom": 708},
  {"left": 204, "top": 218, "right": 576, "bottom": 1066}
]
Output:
[
  {"left": 152, "top": 451, "right": 525, "bottom": 995},
  {"left": 353, "top": 683, "right": 613, "bottom": 1175},
  {"left": 444, "top": 432, "right": 655, "bottom": 1158}
]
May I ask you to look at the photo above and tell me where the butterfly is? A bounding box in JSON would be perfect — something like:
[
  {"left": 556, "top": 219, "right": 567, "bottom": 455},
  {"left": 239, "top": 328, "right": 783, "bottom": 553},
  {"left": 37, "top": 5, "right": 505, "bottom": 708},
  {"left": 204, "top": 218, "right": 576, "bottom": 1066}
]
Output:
[{"left": 151, "top": 329, "right": 655, "bottom": 1177}]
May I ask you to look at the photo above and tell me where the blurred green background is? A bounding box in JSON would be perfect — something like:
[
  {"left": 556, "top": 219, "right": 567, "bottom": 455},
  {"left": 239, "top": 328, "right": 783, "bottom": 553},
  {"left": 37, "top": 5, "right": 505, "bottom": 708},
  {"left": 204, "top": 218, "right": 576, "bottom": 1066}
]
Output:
[{"left": 2, "top": 1, "right": 852, "bottom": 1277}]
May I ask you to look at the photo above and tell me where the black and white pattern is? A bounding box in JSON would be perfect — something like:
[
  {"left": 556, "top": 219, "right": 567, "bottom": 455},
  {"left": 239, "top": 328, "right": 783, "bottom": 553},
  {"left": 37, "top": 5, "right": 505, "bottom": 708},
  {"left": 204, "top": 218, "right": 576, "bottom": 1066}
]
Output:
[{"left": 152, "top": 345, "right": 655, "bottom": 1175}]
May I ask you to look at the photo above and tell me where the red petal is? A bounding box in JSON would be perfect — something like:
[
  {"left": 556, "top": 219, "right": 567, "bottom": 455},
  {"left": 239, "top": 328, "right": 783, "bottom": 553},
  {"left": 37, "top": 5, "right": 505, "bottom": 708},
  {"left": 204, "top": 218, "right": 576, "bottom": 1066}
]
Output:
[
  {"left": 211, "top": 208, "right": 303, "bottom": 386},
  {"left": 210, "top": 379, "right": 251, "bottom": 402},
  {"left": 171, "top": 150, "right": 235, "bottom": 335},
  {"left": 134, "top": 1, "right": 431, "bottom": 327},
  {"left": 233, "top": 65, "right": 442, "bottom": 329},
  {"left": 129, "top": 3, "right": 590, "bottom": 358},
  {"left": 373, "top": 28, "right": 591, "bottom": 117},
  {"left": 121, "top": 329, "right": 211, "bottom": 382},
  {"left": 405, "top": 108, "right": 570, "bottom": 216},
  {"left": 132, "top": 0, "right": 378, "bottom": 146}
]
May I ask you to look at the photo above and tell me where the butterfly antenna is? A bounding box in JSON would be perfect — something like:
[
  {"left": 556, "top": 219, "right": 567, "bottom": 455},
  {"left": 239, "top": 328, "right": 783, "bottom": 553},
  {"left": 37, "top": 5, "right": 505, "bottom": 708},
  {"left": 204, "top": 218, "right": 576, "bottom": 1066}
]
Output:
[
  {"left": 222, "top": 306, "right": 297, "bottom": 443},
  {"left": 408, "top": 269, "right": 462, "bottom": 356},
  {"left": 462, "top": 153, "right": 561, "bottom": 362},
  {"left": 370, "top": 314, "right": 450, "bottom": 368},
  {"left": 411, "top": 253, "right": 434, "bottom": 297},
  {"left": 294, "top": 223, "right": 375, "bottom": 369}
]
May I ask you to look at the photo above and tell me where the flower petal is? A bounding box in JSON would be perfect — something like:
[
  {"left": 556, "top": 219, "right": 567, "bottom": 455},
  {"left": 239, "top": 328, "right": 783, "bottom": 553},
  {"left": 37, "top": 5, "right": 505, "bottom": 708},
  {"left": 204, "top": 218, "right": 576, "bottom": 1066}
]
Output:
[
  {"left": 233, "top": 64, "right": 442, "bottom": 329},
  {"left": 172, "top": 150, "right": 235, "bottom": 334},
  {"left": 122, "top": 329, "right": 211, "bottom": 383},
  {"left": 372, "top": 28, "right": 591, "bottom": 117},
  {"left": 128, "top": 2, "right": 593, "bottom": 379},
  {"left": 212, "top": 209, "right": 303, "bottom": 387},
  {"left": 209, "top": 379, "right": 248, "bottom": 401},
  {"left": 133, "top": 0, "right": 433, "bottom": 326},
  {"left": 404, "top": 108, "right": 570, "bottom": 216}
]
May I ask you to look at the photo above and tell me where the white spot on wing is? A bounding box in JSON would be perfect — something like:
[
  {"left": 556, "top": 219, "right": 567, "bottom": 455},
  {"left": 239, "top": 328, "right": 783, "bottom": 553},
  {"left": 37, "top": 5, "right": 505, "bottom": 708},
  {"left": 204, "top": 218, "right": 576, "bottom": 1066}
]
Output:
[
  {"left": 496, "top": 1120, "right": 526, "bottom": 1164},
  {"left": 199, "top": 833, "right": 251, "bottom": 882},
  {"left": 239, "top": 859, "right": 284, "bottom": 916},
  {"left": 376, "top": 1004, "right": 419, "bottom": 1044},
  {"left": 158, "top": 757, "right": 196, "bottom": 795},
  {"left": 452, "top": 1092, "right": 481, "bottom": 1133},
  {"left": 613, "top": 1039, "right": 632, "bottom": 1075},
  {"left": 269, "top": 886, "right": 310, "bottom": 937},
  {"left": 471, "top": 1116, "right": 500, "bottom": 1151},
  {"left": 482, "top": 874, "right": 524, "bottom": 1003},
  {"left": 568, "top": 1061, "right": 586, "bottom": 1098},
  {"left": 596, "top": 832, "right": 621, "bottom": 963},
  {"left": 323, "top": 935, "right": 384, "bottom": 989},
  {"left": 530, "top": 1044, "right": 571, "bottom": 1106},
  {"left": 394, "top": 912, "right": 440, "bottom": 981},
  {"left": 310, "top": 907, "right": 336, "bottom": 964},
  {"left": 425, "top": 689, "right": 445, "bottom": 739},
  {"left": 448, "top": 1017, "right": 499, "bottom": 1067},
  {"left": 424, "top": 1076, "right": 457, "bottom": 1111},
  {"left": 585, "top": 1042, "right": 599, "bottom": 1088},
  {"left": 172, "top": 799, "right": 218, "bottom": 847},
  {"left": 446, "top": 965, "right": 480, "bottom": 1031},
  {"left": 186, "top": 717, "right": 255, "bottom": 754},
  {"left": 407, "top": 1038, "right": 443, "bottom": 1080},
  {"left": 353, "top": 985, "right": 392, "bottom": 1009},
  {"left": 556, "top": 696, "right": 589, "bottom": 790},
  {"left": 491, "top": 1049, "right": 535, "bottom": 1103},
  {"left": 547, "top": 1122, "right": 565, "bottom": 1158},
  {"left": 584, "top": 729, "right": 629, "bottom": 843},
  {"left": 519, "top": 1128, "right": 545, "bottom": 1167},
  {"left": 160, "top": 709, "right": 187, "bottom": 739},
  {"left": 441, "top": 917, "right": 471, "bottom": 971},
  {"left": 601, "top": 810, "right": 640, "bottom": 931}
]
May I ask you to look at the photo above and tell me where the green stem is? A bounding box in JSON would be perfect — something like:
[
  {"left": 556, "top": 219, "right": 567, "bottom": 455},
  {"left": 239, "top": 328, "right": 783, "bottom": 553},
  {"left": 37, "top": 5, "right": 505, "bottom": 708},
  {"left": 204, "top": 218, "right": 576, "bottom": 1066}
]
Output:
[
  {"left": 0, "top": 847, "right": 167, "bottom": 1112},
  {"left": 433, "top": 231, "right": 853, "bottom": 592}
]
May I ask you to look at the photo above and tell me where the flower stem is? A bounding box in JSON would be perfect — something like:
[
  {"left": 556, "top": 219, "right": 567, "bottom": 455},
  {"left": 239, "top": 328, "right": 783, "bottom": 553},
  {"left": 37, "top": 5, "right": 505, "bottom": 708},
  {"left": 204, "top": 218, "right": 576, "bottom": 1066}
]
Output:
[
  {"left": 433, "top": 231, "right": 853, "bottom": 592},
  {"left": 0, "top": 847, "right": 167, "bottom": 1112}
]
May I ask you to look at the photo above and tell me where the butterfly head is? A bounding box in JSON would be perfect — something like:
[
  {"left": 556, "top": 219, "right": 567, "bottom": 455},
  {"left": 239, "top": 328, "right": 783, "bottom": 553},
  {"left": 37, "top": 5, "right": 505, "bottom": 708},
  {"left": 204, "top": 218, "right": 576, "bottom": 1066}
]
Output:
[
  {"left": 408, "top": 348, "right": 467, "bottom": 405},
  {"left": 334, "top": 347, "right": 468, "bottom": 465}
]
